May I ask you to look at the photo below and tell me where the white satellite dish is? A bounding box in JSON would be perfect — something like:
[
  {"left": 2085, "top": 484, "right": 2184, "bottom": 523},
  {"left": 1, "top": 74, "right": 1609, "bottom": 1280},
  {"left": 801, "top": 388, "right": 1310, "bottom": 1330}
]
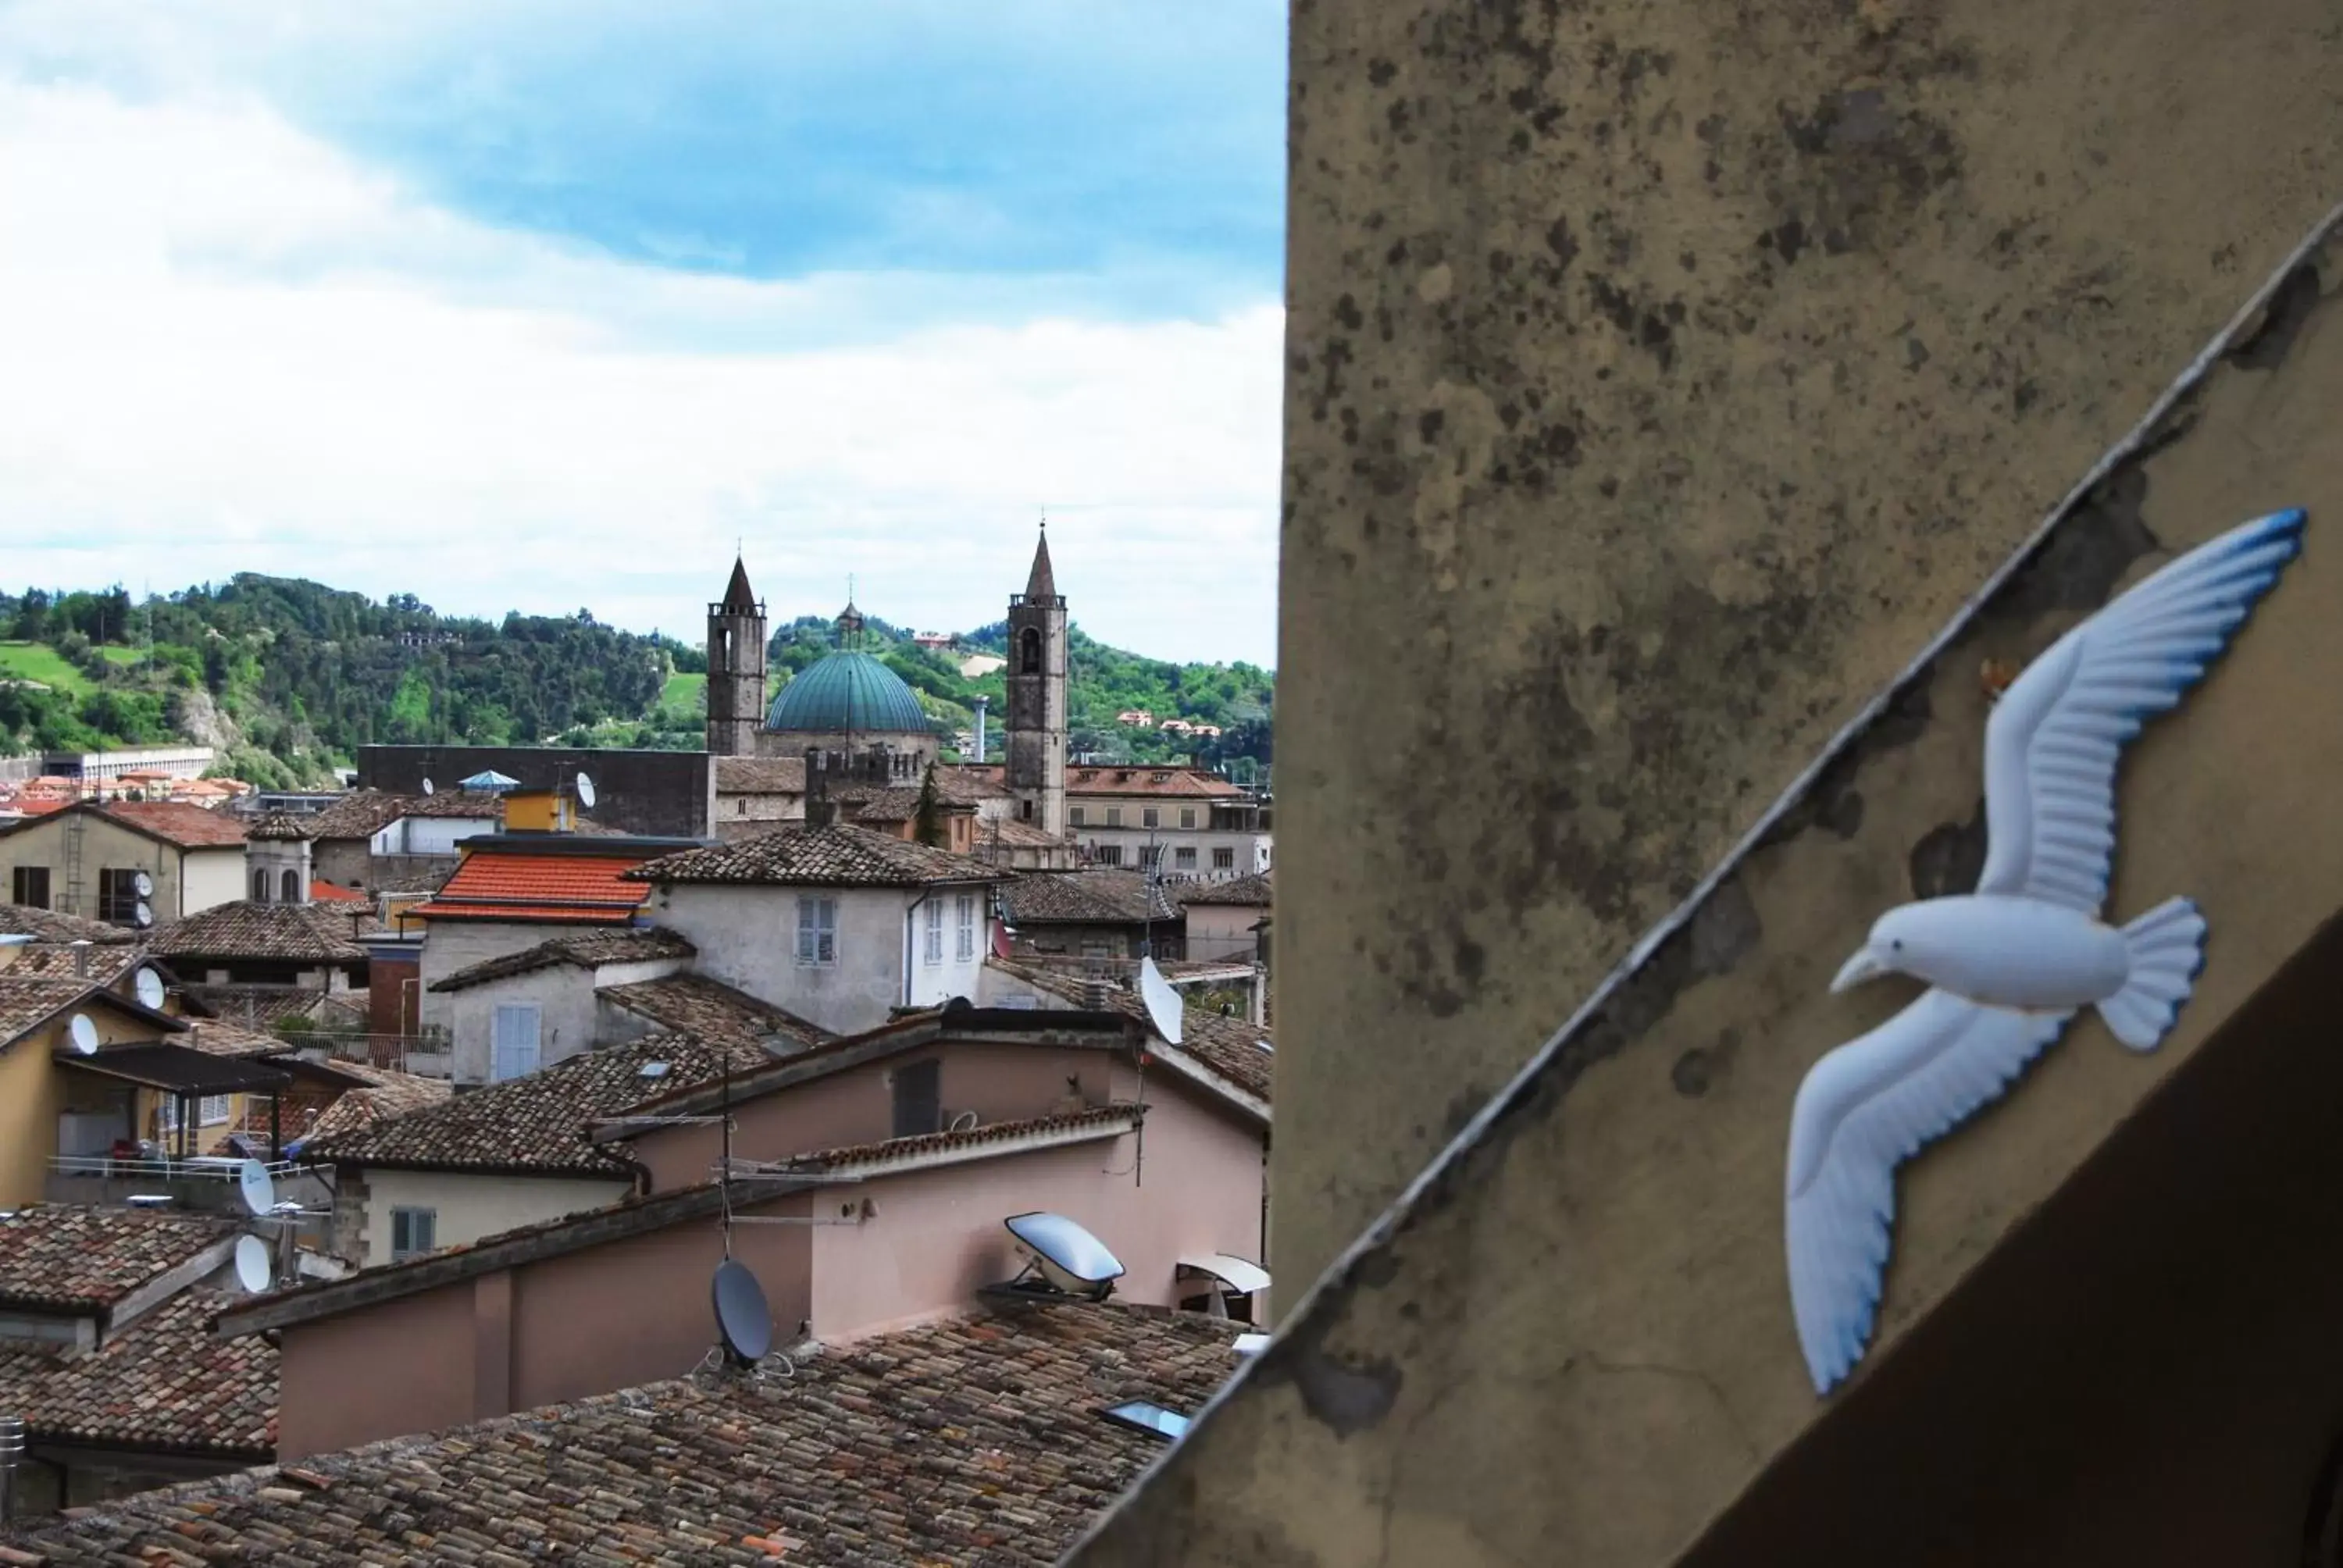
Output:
[
  {"left": 1004, "top": 1211, "right": 1125, "bottom": 1299},
  {"left": 65, "top": 1014, "right": 98, "bottom": 1056},
  {"left": 133, "top": 966, "right": 166, "bottom": 1010},
  {"left": 237, "top": 1159, "right": 276, "bottom": 1217},
  {"left": 575, "top": 772, "right": 597, "bottom": 811},
  {"left": 1137, "top": 957, "right": 1184, "bottom": 1046},
  {"left": 421, "top": 777, "right": 435, "bottom": 796},
  {"left": 134, "top": 900, "right": 153, "bottom": 929},
  {"left": 234, "top": 1235, "right": 273, "bottom": 1295},
  {"left": 132, "top": 871, "right": 153, "bottom": 898},
  {"left": 1232, "top": 1333, "right": 1271, "bottom": 1356}
]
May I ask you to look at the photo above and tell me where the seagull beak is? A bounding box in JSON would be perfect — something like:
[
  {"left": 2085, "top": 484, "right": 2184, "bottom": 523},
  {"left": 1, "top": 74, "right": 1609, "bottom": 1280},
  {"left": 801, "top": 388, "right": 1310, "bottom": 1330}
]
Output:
[{"left": 1830, "top": 947, "right": 1886, "bottom": 995}]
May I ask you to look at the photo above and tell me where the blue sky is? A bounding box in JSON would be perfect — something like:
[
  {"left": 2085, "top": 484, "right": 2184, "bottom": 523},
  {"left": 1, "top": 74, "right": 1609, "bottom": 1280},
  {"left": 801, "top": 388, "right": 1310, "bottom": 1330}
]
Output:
[{"left": 0, "top": 2, "right": 1286, "bottom": 664}]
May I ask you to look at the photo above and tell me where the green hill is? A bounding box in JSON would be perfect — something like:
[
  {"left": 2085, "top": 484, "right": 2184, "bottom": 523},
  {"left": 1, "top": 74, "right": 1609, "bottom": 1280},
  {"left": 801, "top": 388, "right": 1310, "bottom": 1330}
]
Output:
[{"left": 0, "top": 581, "right": 1271, "bottom": 785}]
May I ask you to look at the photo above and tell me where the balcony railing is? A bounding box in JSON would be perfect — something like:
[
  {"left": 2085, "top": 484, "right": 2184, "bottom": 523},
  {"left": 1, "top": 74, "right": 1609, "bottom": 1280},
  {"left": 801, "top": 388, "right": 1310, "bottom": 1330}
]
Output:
[{"left": 48, "top": 1154, "right": 307, "bottom": 1182}]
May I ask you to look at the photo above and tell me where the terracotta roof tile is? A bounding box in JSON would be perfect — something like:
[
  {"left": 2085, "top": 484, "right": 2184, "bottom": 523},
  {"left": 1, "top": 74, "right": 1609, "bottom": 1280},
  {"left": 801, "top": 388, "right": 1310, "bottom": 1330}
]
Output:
[
  {"left": 244, "top": 811, "right": 313, "bottom": 842},
  {"left": 629, "top": 824, "right": 1003, "bottom": 889},
  {"left": 308, "top": 1034, "right": 776, "bottom": 1175},
  {"left": 1004, "top": 870, "right": 1176, "bottom": 925},
  {"left": 180, "top": 985, "right": 369, "bottom": 1032},
  {"left": 989, "top": 960, "right": 1274, "bottom": 1102},
  {"left": 0, "top": 1205, "right": 235, "bottom": 1312},
  {"left": 1063, "top": 766, "right": 1250, "bottom": 800},
  {"left": 0, "top": 903, "right": 139, "bottom": 945},
  {"left": 298, "top": 1066, "right": 453, "bottom": 1144},
  {"left": 0, "top": 943, "right": 155, "bottom": 986},
  {"left": 0, "top": 978, "right": 122, "bottom": 1049},
  {"left": 595, "top": 973, "right": 831, "bottom": 1051},
  {"left": 414, "top": 848, "right": 654, "bottom": 924},
  {"left": 713, "top": 757, "right": 807, "bottom": 794},
  {"left": 979, "top": 818, "right": 1072, "bottom": 850},
  {"left": 149, "top": 902, "right": 372, "bottom": 964},
  {"left": 180, "top": 1019, "right": 293, "bottom": 1059},
  {"left": 769, "top": 1106, "right": 1139, "bottom": 1171},
  {"left": 1175, "top": 871, "right": 1272, "bottom": 908},
  {"left": 91, "top": 799, "right": 251, "bottom": 848},
  {"left": 0, "top": 1288, "right": 276, "bottom": 1458},
  {"left": 429, "top": 927, "right": 695, "bottom": 994},
  {"left": 300, "top": 790, "right": 501, "bottom": 841},
  {"left": 2, "top": 1304, "right": 1242, "bottom": 1565}
]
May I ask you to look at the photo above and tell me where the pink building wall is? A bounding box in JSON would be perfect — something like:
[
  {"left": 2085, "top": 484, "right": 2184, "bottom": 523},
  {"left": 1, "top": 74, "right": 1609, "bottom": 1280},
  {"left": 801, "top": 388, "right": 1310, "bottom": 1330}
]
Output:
[
  {"left": 632, "top": 1041, "right": 1135, "bottom": 1192},
  {"left": 277, "top": 1280, "right": 476, "bottom": 1459}
]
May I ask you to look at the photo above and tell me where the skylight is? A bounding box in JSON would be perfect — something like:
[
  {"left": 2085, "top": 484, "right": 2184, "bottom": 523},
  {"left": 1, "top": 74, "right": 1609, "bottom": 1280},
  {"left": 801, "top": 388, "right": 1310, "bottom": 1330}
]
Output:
[
  {"left": 1102, "top": 1400, "right": 1191, "bottom": 1441},
  {"left": 638, "top": 1061, "right": 671, "bottom": 1079}
]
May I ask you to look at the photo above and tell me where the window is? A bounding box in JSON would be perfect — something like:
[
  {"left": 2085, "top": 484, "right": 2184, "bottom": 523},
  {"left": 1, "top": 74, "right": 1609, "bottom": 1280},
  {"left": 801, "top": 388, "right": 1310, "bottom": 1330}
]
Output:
[
  {"left": 892, "top": 1058, "right": 941, "bottom": 1138},
  {"left": 490, "top": 1003, "right": 541, "bottom": 1082},
  {"left": 390, "top": 1207, "right": 437, "bottom": 1261},
  {"left": 1213, "top": 847, "right": 1236, "bottom": 870},
  {"left": 98, "top": 869, "right": 141, "bottom": 925},
  {"left": 1142, "top": 807, "right": 1160, "bottom": 829},
  {"left": 1180, "top": 807, "right": 1196, "bottom": 829},
  {"left": 1139, "top": 845, "right": 1164, "bottom": 870},
  {"left": 1105, "top": 807, "right": 1123, "bottom": 829},
  {"left": 1068, "top": 806, "right": 1085, "bottom": 827},
  {"left": 11, "top": 867, "right": 48, "bottom": 909},
  {"left": 252, "top": 869, "right": 270, "bottom": 903},
  {"left": 1175, "top": 847, "right": 1197, "bottom": 869},
  {"left": 923, "top": 899, "right": 944, "bottom": 965},
  {"left": 797, "top": 897, "right": 837, "bottom": 965},
  {"left": 1095, "top": 845, "right": 1123, "bottom": 868},
  {"left": 1019, "top": 627, "right": 1042, "bottom": 674},
  {"left": 955, "top": 893, "right": 977, "bottom": 960},
  {"left": 158, "top": 1094, "right": 233, "bottom": 1132},
  {"left": 280, "top": 868, "right": 299, "bottom": 903}
]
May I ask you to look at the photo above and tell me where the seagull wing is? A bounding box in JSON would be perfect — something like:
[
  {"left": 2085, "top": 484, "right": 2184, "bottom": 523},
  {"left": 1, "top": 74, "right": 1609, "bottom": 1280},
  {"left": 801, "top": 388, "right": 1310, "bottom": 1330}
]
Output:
[
  {"left": 1977, "top": 508, "right": 2304, "bottom": 912},
  {"left": 1787, "top": 989, "right": 2074, "bottom": 1393}
]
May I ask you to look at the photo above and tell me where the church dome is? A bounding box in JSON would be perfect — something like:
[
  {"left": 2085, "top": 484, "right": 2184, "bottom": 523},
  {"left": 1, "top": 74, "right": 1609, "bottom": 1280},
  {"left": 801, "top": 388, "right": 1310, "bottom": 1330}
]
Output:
[{"left": 765, "top": 650, "right": 932, "bottom": 735}]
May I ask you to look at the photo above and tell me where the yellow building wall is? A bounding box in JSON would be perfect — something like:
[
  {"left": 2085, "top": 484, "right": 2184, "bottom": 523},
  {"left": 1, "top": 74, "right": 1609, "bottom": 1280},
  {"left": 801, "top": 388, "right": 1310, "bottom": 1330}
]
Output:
[
  {"left": 0, "top": 814, "right": 216, "bottom": 923},
  {"left": 0, "top": 1005, "right": 177, "bottom": 1206},
  {"left": 499, "top": 792, "right": 573, "bottom": 833}
]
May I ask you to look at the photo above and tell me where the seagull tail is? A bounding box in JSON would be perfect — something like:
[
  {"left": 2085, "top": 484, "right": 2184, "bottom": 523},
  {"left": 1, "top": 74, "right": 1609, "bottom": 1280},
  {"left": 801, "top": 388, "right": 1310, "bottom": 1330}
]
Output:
[{"left": 2099, "top": 896, "right": 2208, "bottom": 1051}]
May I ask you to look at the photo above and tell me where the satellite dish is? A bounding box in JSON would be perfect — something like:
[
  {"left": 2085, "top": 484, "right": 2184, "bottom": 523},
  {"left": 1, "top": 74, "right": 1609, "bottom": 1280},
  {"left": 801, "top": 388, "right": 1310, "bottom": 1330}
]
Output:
[
  {"left": 66, "top": 1014, "right": 98, "bottom": 1056},
  {"left": 237, "top": 1159, "right": 276, "bottom": 1217},
  {"left": 133, "top": 966, "right": 166, "bottom": 1010},
  {"left": 132, "top": 871, "right": 153, "bottom": 898},
  {"left": 1004, "top": 1211, "right": 1125, "bottom": 1299},
  {"left": 711, "top": 1259, "right": 773, "bottom": 1364},
  {"left": 234, "top": 1235, "right": 273, "bottom": 1295},
  {"left": 575, "top": 772, "right": 597, "bottom": 810},
  {"left": 134, "top": 900, "right": 153, "bottom": 928},
  {"left": 1137, "top": 957, "right": 1184, "bottom": 1046},
  {"left": 421, "top": 778, "right": 435, "bottom": 796}
]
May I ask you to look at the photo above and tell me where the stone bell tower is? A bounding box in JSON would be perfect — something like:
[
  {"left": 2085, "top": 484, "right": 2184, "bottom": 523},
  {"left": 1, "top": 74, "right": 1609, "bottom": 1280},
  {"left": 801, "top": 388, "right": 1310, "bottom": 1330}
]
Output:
[
  {"left": 1004, "top": 526, "right": 1068, "bottom": 836},
  {"left": 705, "top": 554, "right": 767, "bottom": 757}
]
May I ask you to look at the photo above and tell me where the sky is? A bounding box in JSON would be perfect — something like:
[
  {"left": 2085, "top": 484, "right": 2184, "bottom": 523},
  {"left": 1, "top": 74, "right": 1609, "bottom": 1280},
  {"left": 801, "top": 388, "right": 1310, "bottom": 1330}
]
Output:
[{"left": 0, "top": 2, "right": 1286, "bottom": 665}]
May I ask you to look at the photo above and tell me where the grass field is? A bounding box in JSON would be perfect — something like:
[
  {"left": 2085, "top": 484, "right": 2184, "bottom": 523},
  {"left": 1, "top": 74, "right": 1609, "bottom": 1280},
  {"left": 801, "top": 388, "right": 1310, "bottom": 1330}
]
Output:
[
  {"left": 96, "top": 645, "right": 141, "bottom": 667},
  {"left": 0, "top": 641, "right": 94, "bottom": 695},
  {"left": 659, "top": 672, "right": 706, "bottom": 718}
]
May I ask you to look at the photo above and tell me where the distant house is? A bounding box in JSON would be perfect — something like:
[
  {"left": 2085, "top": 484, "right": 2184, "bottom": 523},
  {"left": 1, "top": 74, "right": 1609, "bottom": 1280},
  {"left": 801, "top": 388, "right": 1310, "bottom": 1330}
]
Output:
[
  {"left": 911, "top": 631, "right": 956, "bottom": 650},
  {"left": 623, "top": 825, "right": 1005, "bottom": 1037},
  {"left": 1178, "top": 871, "right": 1272, "bottom": 965},
  {"left": 298, "top": 790, "right": 501, "bottom": 893},
  {"left": 1001, "top": 870, "right": 1182, "bottom": 962},
  {"left": 425, "top": 925, "right": 697, "bottom": 1086},
  {"left": 1115, "top": 709, "right": 1154, "bottom": 727},
  {"left": 0, "top": 800, "right": 248, "bottom": 927}
]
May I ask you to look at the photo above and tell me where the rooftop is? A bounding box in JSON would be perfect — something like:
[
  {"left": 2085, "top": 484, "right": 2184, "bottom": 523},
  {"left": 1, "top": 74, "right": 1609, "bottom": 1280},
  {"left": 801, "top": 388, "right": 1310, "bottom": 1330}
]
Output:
[
  {"left": 244, "top": 811, "right": 313, "bottom": 842},
  {"left": 0, "top": 977, "right": 175, "bottom": 1051},
  {"left": 0, "top": 903, "right": 138, "bottom": 945},
  {"left": 296, "top": 1063, "right": 453, "bottom": 1145},
  {"left": 1004, "top": 869, "right": 1179, "bottom": 925},
  {"left": 0, "top": 1205, "right": 234, "bottom": 1313},
  {"left": 628, "top": 824, "right": 1004, "bottom": 889},
  {"left": 1178, "top": 871, "right": 1272, "bottom": 908},
  {"left": 307, "top": 1033, "right": 776, "bottom": 1176},
  {"left": 596, "top": 972, "right": 832, "bottom": 1053},
  {"left": 1064, "top": 766, "right": 1250, "bottom": 801},
  {"left": 427, "top": 927, "right": 697, "bottom": 994},
  {"left": 1, "top": 1303, "right": 1241, "bottom": 1566},
  {"left": 299, "top": 789, "right": 501, "bottom": 842},
  {"left": 0, "top": 1288, "right": 276, "bottom": 1460},
  {"left": 412, "top": 841, "right": 665, "bottom": 925},
  {"left": 712, "top": 755, "right": 808, "bottom": 795},
  {"left": 90, "top": 799, "right": 251, "bottom": 850},
  {"left": 989, "top": 959, "right": 1275, "bottom": 1103},
  {"left": 148, "top": 901, "right": 374, "bottom": 964}
]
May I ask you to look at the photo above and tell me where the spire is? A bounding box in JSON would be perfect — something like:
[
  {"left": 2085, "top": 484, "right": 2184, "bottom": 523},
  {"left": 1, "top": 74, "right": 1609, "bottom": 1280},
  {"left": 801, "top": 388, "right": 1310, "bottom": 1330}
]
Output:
[
  {"left": 720, "top": 554, "right": 758, "bottom": 615},
  {"left": 1025, "top": 522, "right": 1057, "bottom": 602}
]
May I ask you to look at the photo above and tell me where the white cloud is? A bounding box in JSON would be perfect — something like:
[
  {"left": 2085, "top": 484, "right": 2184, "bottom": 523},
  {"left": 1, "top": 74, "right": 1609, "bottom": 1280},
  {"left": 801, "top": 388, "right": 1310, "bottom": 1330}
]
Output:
[{"left": 0, "top": 78, "right": 1282, "bottom": 665}]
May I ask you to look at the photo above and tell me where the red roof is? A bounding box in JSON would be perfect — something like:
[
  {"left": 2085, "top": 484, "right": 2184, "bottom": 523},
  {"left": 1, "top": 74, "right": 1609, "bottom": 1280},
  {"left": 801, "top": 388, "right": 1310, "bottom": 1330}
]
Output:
[
  {"left": 412, "top": 849, "right": 652, "bottom": 925},
  {"left": 308, "top": 880, "right": 365, "bottom": 903},
  {"left": 97, "top": 800, "right": 249, "bottom": 848}
]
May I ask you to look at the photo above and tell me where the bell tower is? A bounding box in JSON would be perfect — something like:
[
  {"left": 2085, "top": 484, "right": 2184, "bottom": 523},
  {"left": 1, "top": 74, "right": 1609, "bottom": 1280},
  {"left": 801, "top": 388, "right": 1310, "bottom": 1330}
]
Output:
[
  {"left": 706, "top": 554, "right": 767, "bottom": 757},
  {"left": 1004, "top": 524, "right": 1068, "bottom": 835}
]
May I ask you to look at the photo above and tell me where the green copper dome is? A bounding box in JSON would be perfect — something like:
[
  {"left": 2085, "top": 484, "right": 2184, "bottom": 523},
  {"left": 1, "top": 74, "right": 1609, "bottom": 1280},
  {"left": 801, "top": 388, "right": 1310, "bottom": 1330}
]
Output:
[{"left": 765, "top": 650, "right": 932, "bottom": 735}]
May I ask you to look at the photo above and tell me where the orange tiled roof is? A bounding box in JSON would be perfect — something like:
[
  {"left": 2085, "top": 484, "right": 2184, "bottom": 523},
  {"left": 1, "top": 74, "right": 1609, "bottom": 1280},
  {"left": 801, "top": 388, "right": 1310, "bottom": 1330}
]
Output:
[
  {"left": 308, "top": 880, "right": 365, "bottom": 903},
  {"left": 412, "top": 850, "right": 652, "bottom": 925}
]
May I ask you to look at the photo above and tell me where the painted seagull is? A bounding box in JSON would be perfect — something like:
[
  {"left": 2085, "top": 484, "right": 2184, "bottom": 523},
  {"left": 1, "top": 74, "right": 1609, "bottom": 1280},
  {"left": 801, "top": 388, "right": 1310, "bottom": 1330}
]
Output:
[{"left": 1786, "top": 506, "right": 2307, "bottom": 1395}]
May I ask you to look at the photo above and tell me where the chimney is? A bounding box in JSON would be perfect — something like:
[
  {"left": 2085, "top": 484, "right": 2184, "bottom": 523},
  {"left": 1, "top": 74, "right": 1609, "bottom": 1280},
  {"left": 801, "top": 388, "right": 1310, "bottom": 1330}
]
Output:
[
  {"left": 1082, "top": 978, "right": 1110, "bottom": 1012},
  {"left": 71, "top": 938, "right": 91, "bottom": 978},
  {"left": 0, "top": 1412, "right": 23, "bottom": 1526},
  {"left": 972, "top": 697, "right": 988, "bottom": 764}
]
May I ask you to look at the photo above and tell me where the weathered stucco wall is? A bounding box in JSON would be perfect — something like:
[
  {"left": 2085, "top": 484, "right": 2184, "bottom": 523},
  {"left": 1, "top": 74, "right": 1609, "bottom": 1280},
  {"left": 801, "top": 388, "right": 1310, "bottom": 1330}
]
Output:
[
  {"left": 1069, "top": 0, "right": 2343, "bottom": 1560},
  {"left": 1264, "top": 0, "right": 2343, "bottom": 1300}
]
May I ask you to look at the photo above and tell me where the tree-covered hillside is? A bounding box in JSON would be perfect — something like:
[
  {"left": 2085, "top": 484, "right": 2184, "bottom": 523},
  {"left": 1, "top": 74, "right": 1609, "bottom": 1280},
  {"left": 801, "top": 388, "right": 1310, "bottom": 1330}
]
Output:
[{"left": 0, "top": 579, "right": 1272, "bottom": 784}]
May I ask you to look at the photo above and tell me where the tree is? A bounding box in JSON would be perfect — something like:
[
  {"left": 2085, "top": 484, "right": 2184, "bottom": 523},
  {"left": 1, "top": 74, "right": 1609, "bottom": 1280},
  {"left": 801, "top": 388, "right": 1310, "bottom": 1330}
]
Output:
[{"left": 913, "top": 763, "right": 946, "bottom": 848}]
